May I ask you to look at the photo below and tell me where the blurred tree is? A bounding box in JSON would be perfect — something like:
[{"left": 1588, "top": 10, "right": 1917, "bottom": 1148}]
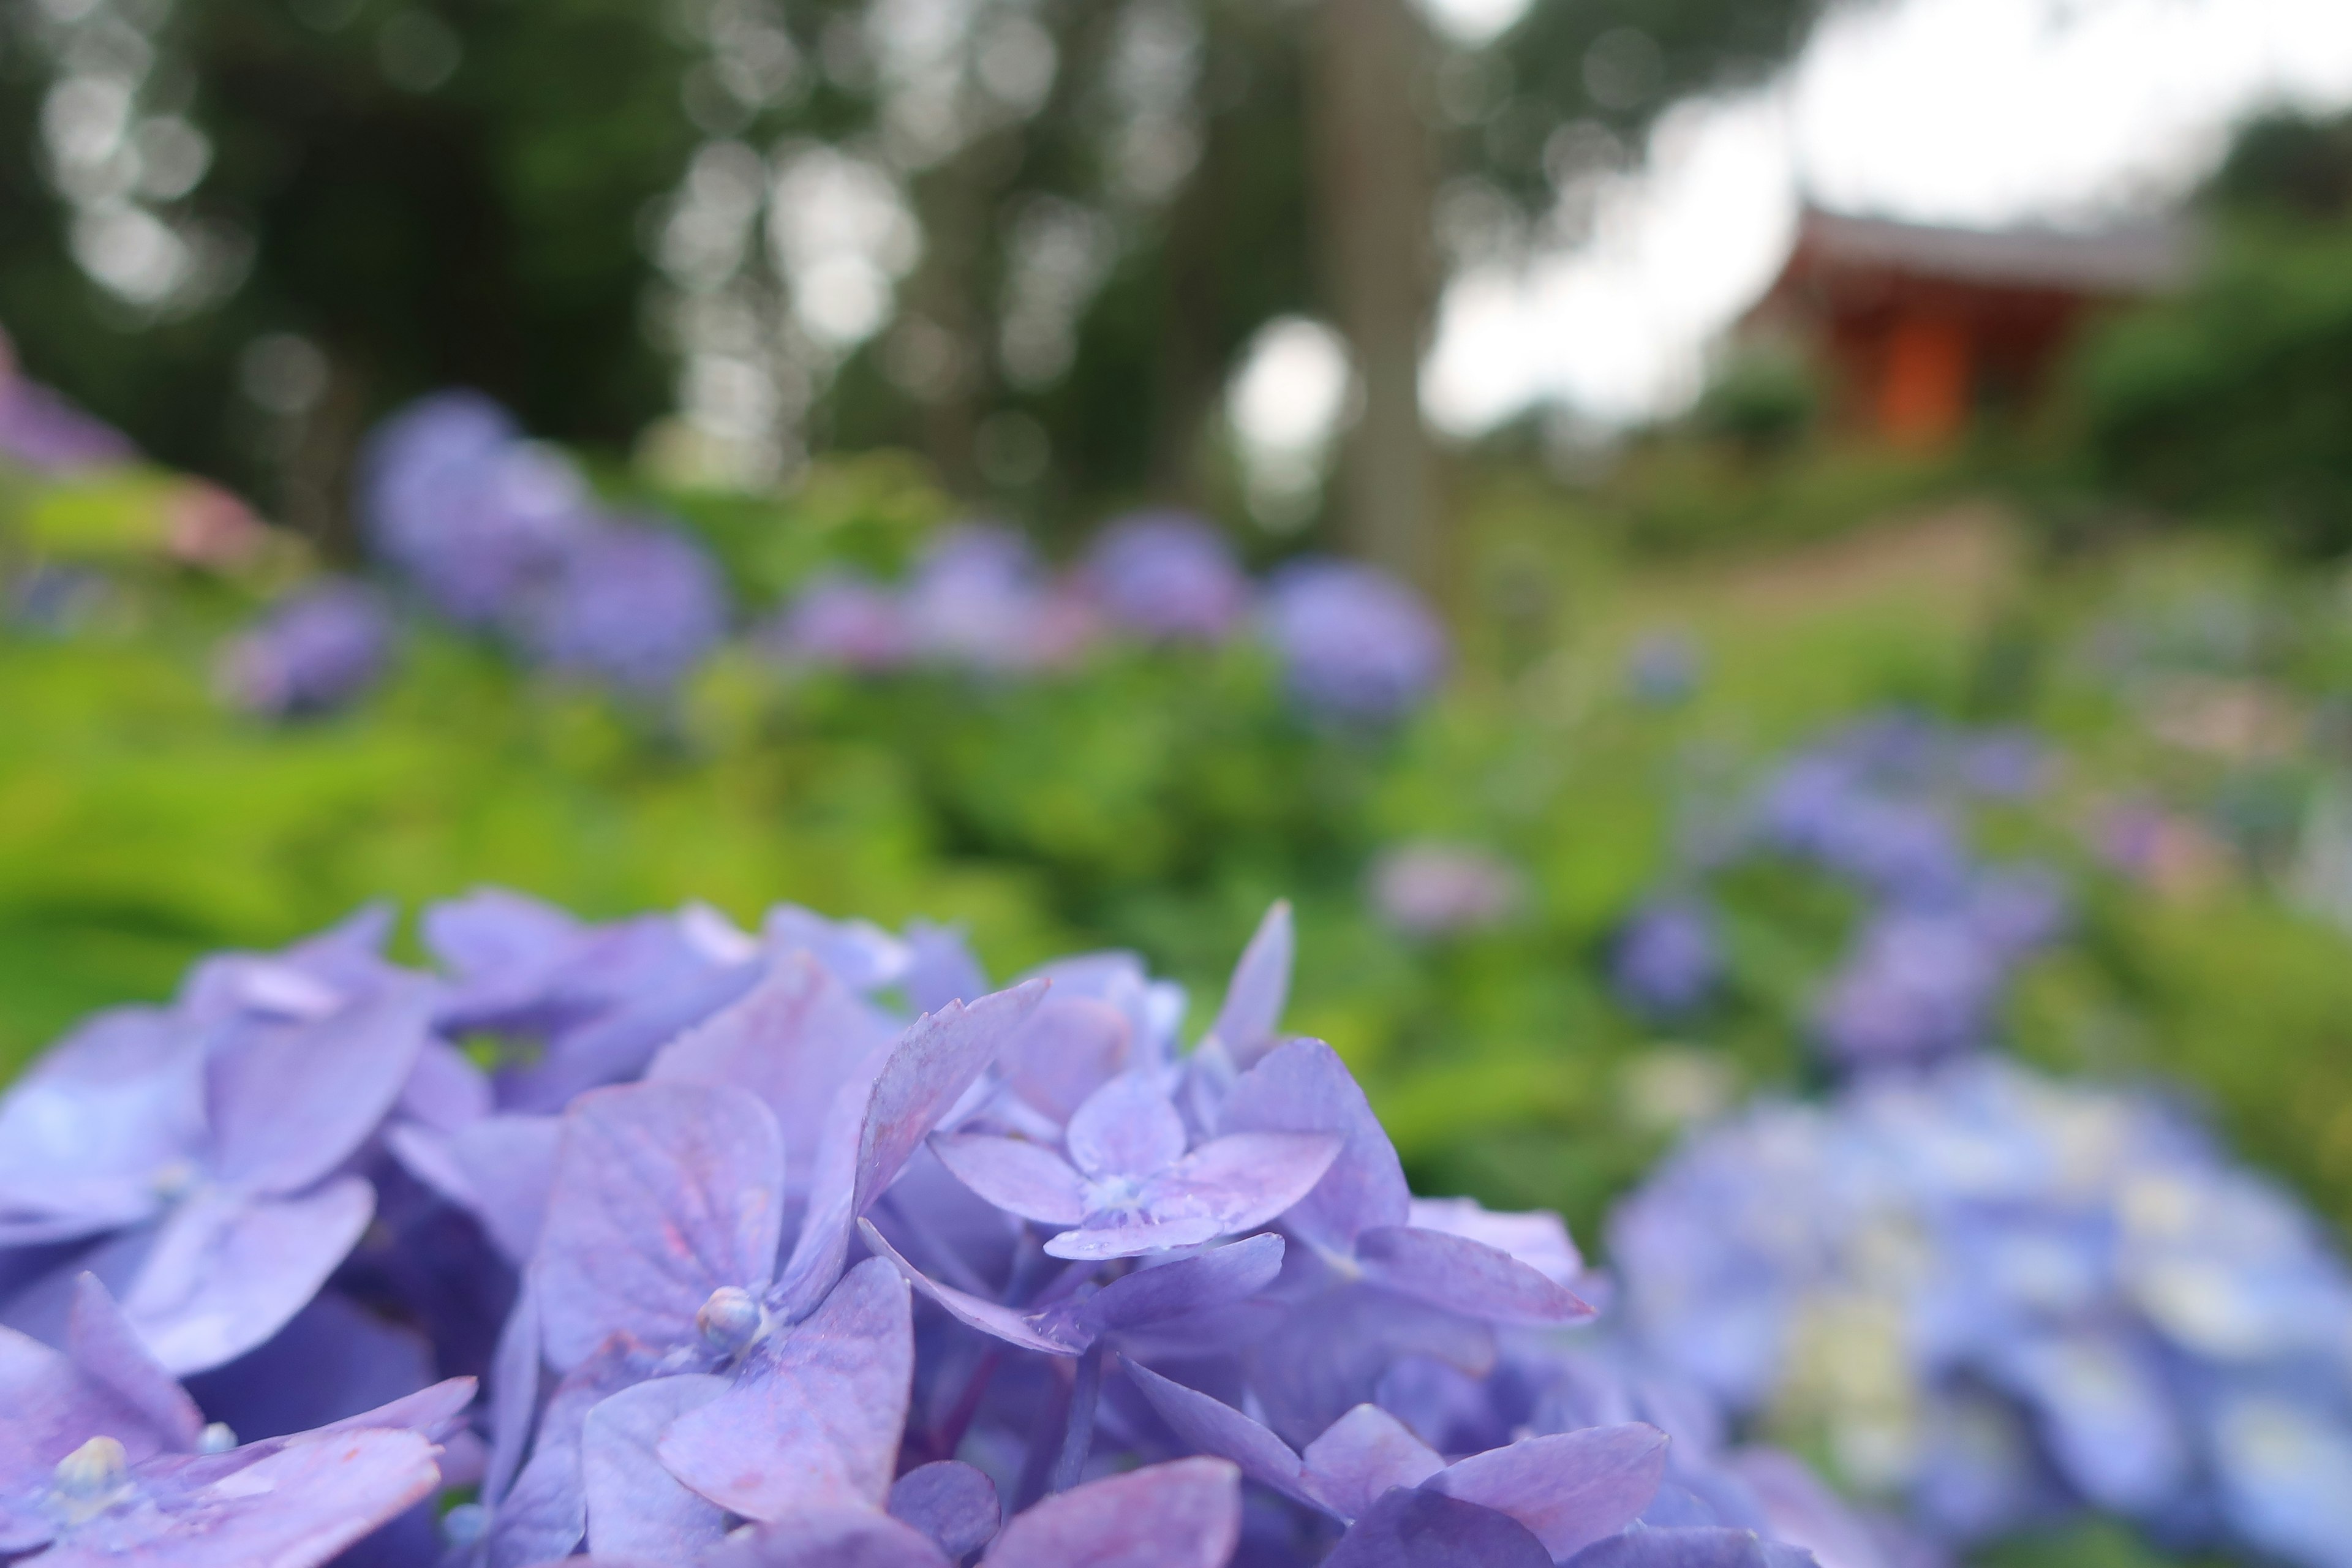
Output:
[{"left": 1, "top": 0, "right": 1831, "bottom": 567}]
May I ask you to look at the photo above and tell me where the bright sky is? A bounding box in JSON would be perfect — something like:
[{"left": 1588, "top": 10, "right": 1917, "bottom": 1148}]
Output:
[{"left": 1419, "top": 0, "right": 2352, "bottom": 433}]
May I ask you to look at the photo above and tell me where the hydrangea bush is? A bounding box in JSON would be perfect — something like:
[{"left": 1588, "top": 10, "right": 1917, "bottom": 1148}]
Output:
[{"left": 0, "top": 898, "right": 1891, "bottom": 1568}]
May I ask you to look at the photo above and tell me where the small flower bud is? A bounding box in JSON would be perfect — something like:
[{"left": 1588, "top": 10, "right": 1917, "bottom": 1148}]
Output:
[
  {"left": 696, "top": 1285, "right": 763, "bottom": 1354},
  {"left": 53, "top": 1436, "right": 128, "bottom": 1500},
  {"left": 441, "top": 1502, "right": 489, "bottom": 1547},
  {"left": 197, "top": 1423, "right": 238, "bottom": 1455}
]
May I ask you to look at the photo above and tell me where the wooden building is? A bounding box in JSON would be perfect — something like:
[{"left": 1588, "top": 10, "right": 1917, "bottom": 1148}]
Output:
[{"left": 1743, "top": 207, "right": 2191, "bottom": 447}]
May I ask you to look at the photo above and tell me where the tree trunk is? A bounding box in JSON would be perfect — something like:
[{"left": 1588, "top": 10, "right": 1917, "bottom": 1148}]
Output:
[{"left": 1306, "top": 0, "right": 1439, "bottom": 589}]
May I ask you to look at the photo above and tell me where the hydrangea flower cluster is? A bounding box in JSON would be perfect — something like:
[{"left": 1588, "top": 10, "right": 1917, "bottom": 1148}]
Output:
[
  {"left": 1368, "top": 843, "right": 1526, "bottom": 940},
  {"left": 353, "top": 392, "right": 729, "bottom": 695},
  {"left": 217, "top": 578, "right": 396, "bottom": 719},
  {"left": 1611, "top": 1057, "right": 2352, "bottom": 1568},
  {"left": 0, "top": 895, "right": 1884, "bottom": 1567},
  {"left": 766, "top": 516, "right": 1449, "bottom": 722},
  {"left": 1608, "top": 718, "right": 2066, "bottom": 1070}
]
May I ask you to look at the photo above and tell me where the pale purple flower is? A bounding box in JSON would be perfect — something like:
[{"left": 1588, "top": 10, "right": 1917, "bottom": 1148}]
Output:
[
  {"left": 1612, "top": 902, "right": 1722, "bottom": 1019},
  {"left": 0, "top": 1272, "right": 470, "bottom": 1568},
  {"left": 520, "top": 522, "right": 729, "bottom": 695},
  {"left": 1262, "top": 559, "right": 1449, "bottom": 722},
  {"left": 1626, "top": 631, "right": 1702, "bottom": 706},
  {"left": 763, "top": 569, "right": 912, "bottom": 672},
  {"left": 1370, "top": 844, "right": 1526, "bottom": 939},
  {"left": 358, "top": 392, "right": 593, "bottom": 625},
  {"left": 1084, "top": 511, "right": 1253, "bottom": 643},
  {"left": 219, "top": 578, "right": 394, "bottom": 719}
]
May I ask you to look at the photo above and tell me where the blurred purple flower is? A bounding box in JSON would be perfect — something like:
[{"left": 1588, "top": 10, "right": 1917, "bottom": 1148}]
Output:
[
  {"left": 1370, "top": 843, "right": 1526, "bottom": 939},
  {"left": 358, "top": 391, "right": 592, "bottom": 625},
  {"left": 1084, "top": 511, "right": 1253, "bottom": 643},
  {"left": 0, "top": 344, "right": 136, "bottom": 473},
  {"left": 1613, "top": 901, "right": 1722, "bottom": 1019},
  {"left": 1262, "top": 558, "right": 1449, "bottom": 722},
  {"left": 520, "top": 522, "right": 729, "bottom": 694},
  {"left": 219, "top": 578, "right": 394, "bottom": 719},
  {"left": 762, "top": 568, "right": 913, "bottom": 672},
  {"left": 1615, "top": 1058, "right": 2352, "bottom": 1566}
]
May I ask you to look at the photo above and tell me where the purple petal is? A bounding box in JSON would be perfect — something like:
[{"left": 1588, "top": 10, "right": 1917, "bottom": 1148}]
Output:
[
  {"left": 903, "top": 921, "right": 989, "bottom": 1015},
  {"left": 648, "top": 955, "right": 898, "bottom": 1195},
  {"left": 760, "top": 905, "right": 913, "bottom": 992},
  {"left": 981, "top": 1457, "right": 1242, "bottom": 1568},
  {"left": 67, "top": 1272, "right": 203, "bottom": 1451},
  {"left": 0, "top": 1007, "right": 195, "bottom": 1234},
  {"left": 1046, "top": 1134, "right": 1338, "bottom": 1261},
  {"left": 889, "top": 1460, "right": 1001, "bottom": 1559},
  {"left": 488, "top": 1337, "right": 660, "bottom": 1568},
  {"left": 1221, "top": 1040, "right": 1408, "bottom": 1253},
  {"left": 483, "top": 1275, "right": 541, "bottom": 1507},
  {"left": 1324, "top": 1487, "right": 1555, "bottom": 1568},
  {"left": 1066, "top": 1074, "right": 1189, "bottom": 1183},
  {"left": 999, "top": 997, "right": 1133, "bottom": 1123},
  {"left": 1246, "top": 1284, "right": 1495, "bottom": 1448},
  {"left": 37, "top": 1427, "right": 443, "bottom": 1568},
  {"left": 1121, "top": 1360, "right": 1311, "bottom": 1506},
  {"left": 1355, "top": 1227, "right": 1595, "bottom": 1326},
  {"left": 183, "top": 1290, "right": 431, "bottom": 1442},
  {"left": 533, "top": 1082, "right": 785, "bottom": 1370},
  {"left": 1403, "top": 1198, "right": 1583, "bottom": 1287},
  {"left": 775, "top": 982, "right": 1047, "bottom": 1317},
  {"left": 1563, "top": 1525, "right": 1790, "bottom": 1568},
  {"left": 424, "top": 887, "right": 584, "bottom": 984},
  {"left": 582, "top": 1375, "right": 731, "bottom": 1558},
  {"left": 123, "top": 1179, "right": 375, "bottom": 1374},
  {"left": 929, "top": 1134, "right": 1087, "bottom": 1226},
  {"left": 711, "top": 1508, "right": 953, "bottom": 1568},
  {"left": 1208, "top": 902, "right": 1292, "bottom": 1069},
  {"left": 1724, "top": 1449, "right": 1887, "bottom": 1568},
  {"left": 450, "top": 1115, "right": 562, "bottom": 1264},
  {"left": 1300, "top": 1405, "right": 1444, "bottom": 1521},
  {"left": 858, "top": 1219, "right": 1087, "bottom": 1357},
  {"left": 660, "top": 1257, "right": 912, "bottom": 1521},
  {"left": 1079, "top": 1234, "right": 1286, "bottom": 1332},
  {"left": 398, "top": 1038, "right": 492, "bottom": 1131},
  {"left": 0, "top": 1294, "right": 195, "bottom": 1490},
  {"left": 1430, "top": 1425, "right": 1670, "bottom": 1560},
  {"left": 205, "top": 984, "right": 432, "bottom": 1196}
]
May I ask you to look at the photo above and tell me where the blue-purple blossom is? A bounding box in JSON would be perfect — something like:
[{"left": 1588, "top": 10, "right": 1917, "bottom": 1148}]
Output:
[
  {"left": 905, "top": 524, "right": 1101, "bottom": 673},
  {"left": 218, "top": 578, "right": 394, "bottom": 719},
  {"left": 1262, "top": 559, "right": 1449, "bottom": 722},
  {"left": 0, "top": 892, "right": 1872, "bottom": 1568},
  {"left": 519, "top": 522, "right": 730, "bottom": 694},
  {"left": 1611, "top": 902, "right": 1722, "bottom": 1019},
  {"left": 761, "top": 569, "right": 914, "bottom": 673},
  {"left": 1613, "top": 1058, "right": 2352, "bottom": 1567},
  {"left": 1084, "top": 512, "right": 1253, "bottom": 643},
  {"left": 358, "top": 391, "right": 593, "bottom": 625}
]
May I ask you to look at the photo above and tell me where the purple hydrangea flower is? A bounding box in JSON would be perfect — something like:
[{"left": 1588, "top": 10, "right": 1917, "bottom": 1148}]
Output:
[
  {"left": 1611, "top": 902, "right": 1723, "bottom": 1019},
  {"left": 1084, "top": 511, "right": 1253, "bottom": 643},
  {"left": 904, "top": 524, "right": 1101, "bottom": 674},
  {"left": 2, "top": 892, "right": 1875, "bottom": 1568},
  {"left": 1262, "top": 559, "right": 1449, "bottom": 722},
  {"left": 218, "top": 578, "right": 395, "bottom": 719},
  {"left": 518, "top": 522, "right": 730, "bottom": 694},
  {"left": 358, "top": 391, "right": 594, "bottom": 626},
  {"left": 761, "top": 569, "right": 913, "bottom": 673},
  {"left": 0, "top": 1271, "right": 472, "bottom": 1568},
  {"left": 1613, "top": 1058, "right": 2352, "bottom": 1565}
]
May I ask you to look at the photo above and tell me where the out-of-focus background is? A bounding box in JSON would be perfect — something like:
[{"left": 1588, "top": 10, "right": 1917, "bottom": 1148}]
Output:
[{"left": 9, "top": 0, "right": 2352, "bottom": 1559}]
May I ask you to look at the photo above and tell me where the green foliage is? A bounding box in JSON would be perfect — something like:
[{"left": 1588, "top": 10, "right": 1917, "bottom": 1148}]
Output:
[{"left": 2068, "top": 222, "right": 2352, "bottom": 556}]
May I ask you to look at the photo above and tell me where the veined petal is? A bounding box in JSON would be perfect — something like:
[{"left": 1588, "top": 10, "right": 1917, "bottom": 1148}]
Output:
[
  {"left": 124, "top": 1179, "right": 375, "bottom": 1376},
  {"left": 928, "top": 1133, "right": 1087, "bottom": 1226},
  {"left": 889, "top": 1461, "right": 1001, "bottom": 1559},
  {"left": 1207, "top": 902, "right": 1292, "bottom": 1070},
  {"left": 1066, "top": 1075, "right": 1188, "bottom": 1184},
  {"left": 1428, "top": 1425, "right": 1670, "bottom": 1561},
  {"left": 1223, "top": 1040, "right": 1408, "bottom": 1253},
  {"left": 1325, "top": 1488, "right": 1554, "bottom": 1568},
  {"left": 1355, "top": 1227, "right": 1595, "bottom": 1326},
  {"left": 858, "top": 1219, "right": 1086, "bottom": 1357},
  {"left": 981, "top": 1457, "right": 1241, "bottom": 1568},
  {"left": 1300, "top": 1404, "right": 1444, "bottom": 1522},
  {"left": 1121, "top": 1360, "right": 1312, "bottom": 1507},
  {"left": 582, "top": 1375, "right": 730, "bottom": 1559},
  {"left": 1078, "top": 1234, "right": 1286, "bottom": 1332}
]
